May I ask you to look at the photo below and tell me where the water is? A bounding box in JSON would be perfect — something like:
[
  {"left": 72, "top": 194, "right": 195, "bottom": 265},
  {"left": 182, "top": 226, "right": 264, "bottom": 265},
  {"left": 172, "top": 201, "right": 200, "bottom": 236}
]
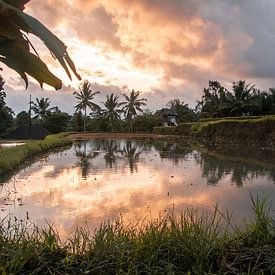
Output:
[
  {"left": 0, "top": 142, "right": 25, "bottom": 147},
  {"left": 1, "top": 138, "right": 274, "bottom": 237}
]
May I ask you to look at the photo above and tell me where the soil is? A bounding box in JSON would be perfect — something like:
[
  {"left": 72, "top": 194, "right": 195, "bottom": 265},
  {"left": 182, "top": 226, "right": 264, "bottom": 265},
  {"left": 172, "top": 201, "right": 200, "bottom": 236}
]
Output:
[{"left": 69, "top": 132, "right": 174, "bottom": 140}]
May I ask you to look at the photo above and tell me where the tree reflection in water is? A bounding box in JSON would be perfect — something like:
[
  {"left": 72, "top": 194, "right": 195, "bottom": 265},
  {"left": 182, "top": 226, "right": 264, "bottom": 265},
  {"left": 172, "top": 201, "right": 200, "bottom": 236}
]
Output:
[
  {"left": 73, "top": 138, "right": 275, "bottom": 186},
  {"left": 74, "top": 141, "right": 99, "bottom": 179},
  {"left": 102, "top": 140, "right": 119, "bottom": 168},
  {"left": 121, "top": 140, "right": 143, "bottom": 173},
  {"left": 192, "top": 148, "right": 275, "bottom": 186}
]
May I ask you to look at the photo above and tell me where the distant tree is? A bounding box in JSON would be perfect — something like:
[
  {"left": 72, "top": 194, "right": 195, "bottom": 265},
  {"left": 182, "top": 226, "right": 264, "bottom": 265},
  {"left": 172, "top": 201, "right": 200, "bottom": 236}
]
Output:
[
  {"left": 228, "top": 80, "right": 258, "bottom": 116},
  {"left": 73, "top": 81, "right": 100, "bottom": 131},
  {"left": 0, "top": 75, "right": 13, "bottom": 136},
  {"left": 132, "top": 113, "right": 163, "bottom": 132},
  {"left": 0, "top": 106, "right": 14, "bottom": 136},
  {"left": 101, "top": 93, "right": 123, "bottom": 132},
  {"left": 15, "top": 111, "right": 29, "bottom": 126},
  {"left": 43, "top": 111, "right": 70, "bottom": 133},
  {"left": 31, "top": 97, "right": 55, "bottom": 122},
  {"left": 72, "top": 111, "right": 84, "bottom": 132},
  {"left": 0, "top": 75, "right": 5, "bottom": 108},
  {"left": 196, "top": 81, "right": 231, "bottom": 118},
  {"left": 121, "top": 90, "right": 147, "bottom": 132},
  {"left": 166, "top": 99, "right": 197, "bottom": 122}
]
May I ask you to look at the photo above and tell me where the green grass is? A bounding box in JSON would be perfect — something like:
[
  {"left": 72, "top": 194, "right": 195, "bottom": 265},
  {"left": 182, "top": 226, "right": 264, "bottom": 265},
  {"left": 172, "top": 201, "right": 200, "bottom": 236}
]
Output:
[
  {"left": 0, "top": 133, "right": 72, "bottom": 179},
  {"left": 153, "top": 115, "right": 275, "bottom": 141},
  {"left": 198, "top": 115, "right": 275, "bottom": 122},
  {"left": 0, "top": 196, "right": 274, "bottom": 274}
]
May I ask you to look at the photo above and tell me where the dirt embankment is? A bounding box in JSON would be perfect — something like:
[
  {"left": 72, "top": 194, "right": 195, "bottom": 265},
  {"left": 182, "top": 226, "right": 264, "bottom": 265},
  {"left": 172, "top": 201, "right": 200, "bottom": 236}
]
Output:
[
  {"left": 69, "top": 132, "right": 175, "bottom": 140},
  {"left": 153, "top": 117, "right": 275, "bottom": 146}
]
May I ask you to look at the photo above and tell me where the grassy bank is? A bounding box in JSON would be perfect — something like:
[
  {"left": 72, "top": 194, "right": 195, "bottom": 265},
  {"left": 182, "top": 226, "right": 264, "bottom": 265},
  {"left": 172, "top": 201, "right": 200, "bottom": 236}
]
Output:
[
  {"left": 0, "top": 133, "right": 72, "bottom": 179},
  {"left": 0, "top": 196, "right": 274, "bottom": 274},
  {"left": 153, "top": 116, "right": 275, "bottom": 145}
]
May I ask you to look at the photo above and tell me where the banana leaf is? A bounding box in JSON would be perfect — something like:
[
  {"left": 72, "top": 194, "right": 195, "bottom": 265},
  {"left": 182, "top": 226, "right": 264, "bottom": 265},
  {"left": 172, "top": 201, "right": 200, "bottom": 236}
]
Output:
[{"left": 0, "top": 0, "right": 81, "bottom": 89}]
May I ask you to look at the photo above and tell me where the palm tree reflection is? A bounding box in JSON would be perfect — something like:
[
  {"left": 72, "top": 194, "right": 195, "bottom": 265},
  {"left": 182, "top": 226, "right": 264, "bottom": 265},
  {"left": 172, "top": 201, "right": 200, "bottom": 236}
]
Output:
[
  {"left": 121, "top": 141, "right": 143, "bottom": 173},
  {"left": 74, "top": 141, "right": 99, "bottom": 179},
  {"left": 103, "top": 140, "right": 119, "bottom": 168}
]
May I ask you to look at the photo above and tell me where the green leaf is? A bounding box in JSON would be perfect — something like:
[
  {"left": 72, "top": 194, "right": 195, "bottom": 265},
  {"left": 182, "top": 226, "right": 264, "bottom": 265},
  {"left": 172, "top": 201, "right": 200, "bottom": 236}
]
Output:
[
  {"left": 0, "top": 40, "right": 62, "bottom": 89},
  {"left": 0, "top": 0, "right": 81, "bottom": 89}
]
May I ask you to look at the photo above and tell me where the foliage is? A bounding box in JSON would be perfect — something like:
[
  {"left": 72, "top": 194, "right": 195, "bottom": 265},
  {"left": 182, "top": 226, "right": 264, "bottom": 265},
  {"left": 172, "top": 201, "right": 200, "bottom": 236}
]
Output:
[
  {"left": 0, "top": 105, "right": 14, "bottom": 136},
  {"left": 73, "top": 80, "right": 100, "bottom": 131},
  {"left": 31, "top": 97, "right": 55, "bottom": 122},
  {"left": 167, "top": 98, "right": 197, "bottom": 122},
  {"left": 101, "top": 93, "right": 123, "bottom": 132},
  {"left": 72, "top": 111, "right": 84, "bottom": 132},
  {"left": 87, "top": 118, "right": 126, "bottom": 132},
  {"left": 0, "top": 75, "right": 13, "bottom": 136},
  {"left": 121, "top": 89, "right": 147, "bottom": 132},
  {"left": 0, "top": 198, "right": 274, "bottom": 274},
  {"left": 43, "top": 111, "right": 70, "bottom": 133},
  {"left": 132, "top": 113, "right": 163, "bottom": 132},
  {"left": 196, "top": 81, "right": 232, "bottom": 117},
  {"left": 0, "top": 0, "right": 80, "bottom": 89},
  {"left": 197, "top": 80, "right": 275, "bottom": 118},
  {"left": 15, "top": 110, "right": 29, "bottom": 126}
]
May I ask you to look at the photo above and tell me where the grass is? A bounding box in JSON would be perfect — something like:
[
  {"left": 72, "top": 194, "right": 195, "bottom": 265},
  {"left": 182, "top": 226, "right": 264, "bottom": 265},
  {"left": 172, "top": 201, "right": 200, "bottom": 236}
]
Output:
[
  {"left": 198, "top": 115, "right": 275, "bottom": 122},
  {"left": 0, "top": 196, "right": 274, "bottom": 274},
  {"left": 0, "top": 133, "right": 72, "bottom": 180},
  {"left": 153, "top": 115, "right": 275, "bottom": 145}
]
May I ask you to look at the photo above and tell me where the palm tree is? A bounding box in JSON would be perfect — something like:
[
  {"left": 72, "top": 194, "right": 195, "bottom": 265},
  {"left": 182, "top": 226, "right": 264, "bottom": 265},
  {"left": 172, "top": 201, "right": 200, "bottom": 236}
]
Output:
[
  {"left": 166, "top": 98, "right": 196, "bottom": 122},
  {"left": 31, "top": 97, "right": 54, "bottom": 122},
  {"left": 228, "top": 81, "right": 256, "bottom": 116},
  {"left": 196, "top": 81, "right": 231, "bottom": 118},
  {"left": 121, "top": 90, "right": 147, "bottom": 132},
  {"left": 73, "top": 81, "right": 100, "bottom": 131},
  {"left": 101, "top": 93, "right": 123, "bottom": 132}
]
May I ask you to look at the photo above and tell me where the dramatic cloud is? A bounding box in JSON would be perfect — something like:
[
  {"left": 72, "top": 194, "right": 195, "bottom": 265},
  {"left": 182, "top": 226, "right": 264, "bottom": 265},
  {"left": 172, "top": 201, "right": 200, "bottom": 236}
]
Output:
[{"left": 3, "top": 0, "right": 275, "bottom": 113}]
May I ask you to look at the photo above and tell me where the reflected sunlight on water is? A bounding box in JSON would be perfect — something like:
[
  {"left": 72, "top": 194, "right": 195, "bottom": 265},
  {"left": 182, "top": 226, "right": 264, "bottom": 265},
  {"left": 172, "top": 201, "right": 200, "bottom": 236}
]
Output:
[
  {"left": 1, "top": 138, "right": 275, "bottom": 238},
  {"left": 0, "top": 142, "right": 25, "bottom": 147}
]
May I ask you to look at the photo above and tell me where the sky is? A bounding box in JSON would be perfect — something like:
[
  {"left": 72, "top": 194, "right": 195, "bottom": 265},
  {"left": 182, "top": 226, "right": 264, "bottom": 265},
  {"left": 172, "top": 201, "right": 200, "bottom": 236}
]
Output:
[{"left": 3, "top": 0, "right": 275, "bottom": 114}]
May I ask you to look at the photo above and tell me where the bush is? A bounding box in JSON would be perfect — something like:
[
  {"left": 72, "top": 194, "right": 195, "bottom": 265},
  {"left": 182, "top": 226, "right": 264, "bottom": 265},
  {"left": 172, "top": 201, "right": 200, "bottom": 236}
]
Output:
[
  {"left": 132, "top": 114, "right": 163, "bottom": 132},
  {"left": 43, "top": 112, "right": 71, "bottom": 133}
]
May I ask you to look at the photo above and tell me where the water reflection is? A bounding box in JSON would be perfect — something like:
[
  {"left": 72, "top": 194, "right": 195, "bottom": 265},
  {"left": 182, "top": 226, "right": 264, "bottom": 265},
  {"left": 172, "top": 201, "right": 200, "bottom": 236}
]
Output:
[
  {"left": 121, "top": 141, "right": 143, "bottom": 173},
  {"left": 0, "top": 142, "right": 25, "bottom": 147},
  {"left": 0, "top": 138, "right": 274, "bottom": 239}
]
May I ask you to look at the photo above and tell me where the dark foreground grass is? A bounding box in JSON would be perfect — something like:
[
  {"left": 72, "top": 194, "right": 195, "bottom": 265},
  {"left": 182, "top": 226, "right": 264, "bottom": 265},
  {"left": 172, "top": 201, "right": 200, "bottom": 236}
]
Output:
[
  {"left": 0, "top": 133, "right": 72, "bottom": 180},
  {"left": 0, "top": 196, "right": 274, "bottom": 274}
]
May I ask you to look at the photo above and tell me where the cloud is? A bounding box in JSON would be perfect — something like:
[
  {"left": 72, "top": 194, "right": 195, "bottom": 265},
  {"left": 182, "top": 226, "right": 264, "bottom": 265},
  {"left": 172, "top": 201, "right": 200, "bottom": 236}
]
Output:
[{"left": 4, "top": 0, "right": 275, "bottom": 113}]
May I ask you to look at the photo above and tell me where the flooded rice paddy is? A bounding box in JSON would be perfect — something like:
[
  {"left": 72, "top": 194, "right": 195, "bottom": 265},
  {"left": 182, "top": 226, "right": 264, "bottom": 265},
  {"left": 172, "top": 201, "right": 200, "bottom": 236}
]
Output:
[{"left": 1, "top": 138, "right": 275, "bottom": 238}]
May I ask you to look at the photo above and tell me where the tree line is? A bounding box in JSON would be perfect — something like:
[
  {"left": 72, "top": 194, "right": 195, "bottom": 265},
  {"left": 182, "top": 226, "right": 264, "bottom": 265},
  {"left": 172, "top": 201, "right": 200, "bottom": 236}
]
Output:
[{"left": 1, "top": 76, "right": 275, "bottom": 137}]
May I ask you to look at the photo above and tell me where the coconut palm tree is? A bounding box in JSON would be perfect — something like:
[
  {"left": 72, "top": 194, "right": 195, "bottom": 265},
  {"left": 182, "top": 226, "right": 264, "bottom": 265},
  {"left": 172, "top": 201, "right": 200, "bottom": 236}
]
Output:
[
  {"left": 228, "top": 81, "right": 256, "bottom": 116},
  {"left": 31, "top": 97, "right": 55, "bottom": 122},
  {"left": 73, "top": 81, "right": 100, "bottom": 131},
  {"left": 121, "top": 90, "right": 147, "bottom": 132},
  {"left": 101, "top": 93, "right": 123, "bottom": 132}
]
